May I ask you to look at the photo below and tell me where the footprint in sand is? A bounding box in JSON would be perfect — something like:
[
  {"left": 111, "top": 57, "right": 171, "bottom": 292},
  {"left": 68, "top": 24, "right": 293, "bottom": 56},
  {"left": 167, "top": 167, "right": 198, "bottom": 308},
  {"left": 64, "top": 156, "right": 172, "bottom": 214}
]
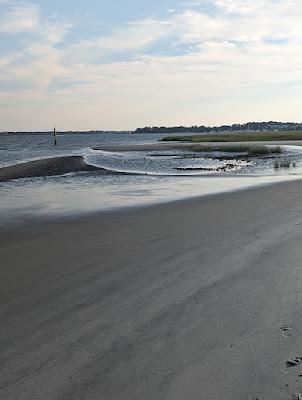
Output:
[
  {"left": 288, "top": 394, "right": 302, "bottom": 400},
  {"left": 287, "top": 357, "right": 302, "bottom": 367},
  {"left": 281, "top": 325, "right": 293, "bottom": 337}
]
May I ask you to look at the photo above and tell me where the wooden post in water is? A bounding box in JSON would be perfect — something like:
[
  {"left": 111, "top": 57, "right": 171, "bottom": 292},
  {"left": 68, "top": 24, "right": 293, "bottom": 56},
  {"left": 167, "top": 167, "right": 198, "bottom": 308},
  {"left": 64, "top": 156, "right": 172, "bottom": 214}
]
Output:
[{"left": 53, "top": 125, "right": 57, "bottom": 146}]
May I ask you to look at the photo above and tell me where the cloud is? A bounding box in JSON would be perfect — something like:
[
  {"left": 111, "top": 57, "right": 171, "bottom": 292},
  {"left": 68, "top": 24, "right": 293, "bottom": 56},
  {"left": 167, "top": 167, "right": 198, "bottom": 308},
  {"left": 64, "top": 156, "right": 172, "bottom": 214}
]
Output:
[
  {"left": 214, "top": 0, "right": 269, "bottom": 14},
  {"left": 0, "top": 1, "right": 72, "bottom": 92},
  {"left": 0, "top": 2, "right": 39, "bottom": 33},
  {"left": 1, "top": 0, "right": 302, "bottom": 130},
  {"left": 61, "top": 18, "right": 175, "bottom": 65}
]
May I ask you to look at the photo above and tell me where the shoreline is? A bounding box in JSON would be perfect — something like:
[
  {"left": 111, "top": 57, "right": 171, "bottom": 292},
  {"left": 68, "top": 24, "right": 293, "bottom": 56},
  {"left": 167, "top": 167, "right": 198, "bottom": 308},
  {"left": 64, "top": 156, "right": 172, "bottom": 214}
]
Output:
[
  {"left": 0, "top": 155, "right": 133, "bottom": 182},
  {"left": 2, "top": 179, "right": 302, "bottom": 399},
  {"left": 1, "top": 173, "right": 302, "bottom": 228},
  {"left": 2, "top": 139, "right": 302, "bottom": 183},
  {"left": 92, "top": 139, "right": 302, "bottom": 152}
]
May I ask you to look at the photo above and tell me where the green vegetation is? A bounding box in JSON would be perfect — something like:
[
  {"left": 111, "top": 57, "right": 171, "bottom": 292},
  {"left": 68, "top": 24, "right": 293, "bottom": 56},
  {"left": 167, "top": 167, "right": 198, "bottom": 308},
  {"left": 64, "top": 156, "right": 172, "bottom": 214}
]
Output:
[
  {"left": 161, "top": 130, "right": 302, "bottom": 143},
  {"left": 273, "top": 159, "right": 296, "bottom": 169},
  {"left": 190, "top": 144, "right": 282, "bottom": 156}
]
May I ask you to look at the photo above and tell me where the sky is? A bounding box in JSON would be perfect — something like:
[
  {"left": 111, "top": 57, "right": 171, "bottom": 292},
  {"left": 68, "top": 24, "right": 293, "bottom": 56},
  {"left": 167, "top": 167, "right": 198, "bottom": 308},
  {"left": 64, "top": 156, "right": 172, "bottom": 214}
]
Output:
[{"left": 1, "top": 0, "right": 302, "bottom": 131}]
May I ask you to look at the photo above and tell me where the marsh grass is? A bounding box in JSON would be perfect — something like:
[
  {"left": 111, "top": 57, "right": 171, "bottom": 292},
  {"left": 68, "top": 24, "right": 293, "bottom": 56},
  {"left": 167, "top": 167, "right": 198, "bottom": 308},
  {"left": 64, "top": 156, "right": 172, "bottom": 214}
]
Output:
[
  {"left": 190, "top": 144, "right": 282, "bottom": 156},
  {"left": 273, "top": 159, "right": 296, "bottom": 169},
  {"left": 161, "top": 130, "right": 302, "bottom": 143}
]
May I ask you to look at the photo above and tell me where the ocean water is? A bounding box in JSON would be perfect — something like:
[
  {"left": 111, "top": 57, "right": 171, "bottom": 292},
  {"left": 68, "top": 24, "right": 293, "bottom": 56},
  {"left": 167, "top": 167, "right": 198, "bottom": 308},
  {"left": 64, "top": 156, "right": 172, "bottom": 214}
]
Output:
[
  {"left": 1, "top": 132, "right": 302, "bottom": 224},
  {"left": 0, "top": 131, "right": 167, "bottom": 167}
]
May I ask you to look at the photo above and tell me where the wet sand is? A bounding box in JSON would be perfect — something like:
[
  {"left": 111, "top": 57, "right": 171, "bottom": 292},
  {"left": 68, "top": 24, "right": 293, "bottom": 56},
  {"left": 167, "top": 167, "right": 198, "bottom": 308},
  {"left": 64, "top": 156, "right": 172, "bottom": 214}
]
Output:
[
  {"left": 0, "top": 156, "right": 131, "bottom": 182},
  {"left": 2, "top": 181, "right": 302, "bottom": 399}
]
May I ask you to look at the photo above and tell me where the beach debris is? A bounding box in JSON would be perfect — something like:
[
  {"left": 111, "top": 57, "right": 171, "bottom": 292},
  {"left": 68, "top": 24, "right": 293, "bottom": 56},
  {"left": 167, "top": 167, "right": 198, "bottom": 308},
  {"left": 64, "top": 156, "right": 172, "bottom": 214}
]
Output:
[{"left": 287, "top": 357, "right": 302, "bottom": 367}]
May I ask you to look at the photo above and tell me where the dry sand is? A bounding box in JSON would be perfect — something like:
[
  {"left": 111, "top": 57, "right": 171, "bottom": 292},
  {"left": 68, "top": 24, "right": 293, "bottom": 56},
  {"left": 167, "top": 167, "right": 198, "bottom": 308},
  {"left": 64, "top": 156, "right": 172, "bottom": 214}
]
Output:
[{"left": 2, "top": 181, "right": 302, "bottom": 399}]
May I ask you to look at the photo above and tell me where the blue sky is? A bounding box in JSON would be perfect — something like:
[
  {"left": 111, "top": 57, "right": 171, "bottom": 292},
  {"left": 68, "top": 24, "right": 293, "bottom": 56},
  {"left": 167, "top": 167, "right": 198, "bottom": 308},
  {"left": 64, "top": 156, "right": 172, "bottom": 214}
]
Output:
[
  {"left": 38, "top": 1, "right": 219, "bottom": 28},
  {"left": 1, "top": 0, "right": 302, "bottom": 130}
]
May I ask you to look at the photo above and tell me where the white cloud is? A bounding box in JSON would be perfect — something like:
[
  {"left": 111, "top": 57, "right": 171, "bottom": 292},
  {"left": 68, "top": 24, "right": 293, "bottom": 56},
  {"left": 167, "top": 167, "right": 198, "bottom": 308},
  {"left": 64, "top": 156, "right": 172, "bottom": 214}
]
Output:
[
  {"left": 0, "top": 2, "right": 39, "bottom": 33},
  {"left": 0, "top": 2, "right": 72, "bottom": 92},
  {"left": 214, "top": 0, "right": 269, "bottom": 14},
  {"left": 61, "top": 18, "right": 175, "bottom": 65},
  {"left": 1, "top": 0, "right": 302, "bottom": 130}
]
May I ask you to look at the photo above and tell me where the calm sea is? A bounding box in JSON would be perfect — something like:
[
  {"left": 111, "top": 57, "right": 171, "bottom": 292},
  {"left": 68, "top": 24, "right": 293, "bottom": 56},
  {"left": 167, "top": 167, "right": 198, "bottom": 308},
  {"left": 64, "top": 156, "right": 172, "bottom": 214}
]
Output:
[{"left": 1, "top": 132, "right": 302, "bottom": 224}]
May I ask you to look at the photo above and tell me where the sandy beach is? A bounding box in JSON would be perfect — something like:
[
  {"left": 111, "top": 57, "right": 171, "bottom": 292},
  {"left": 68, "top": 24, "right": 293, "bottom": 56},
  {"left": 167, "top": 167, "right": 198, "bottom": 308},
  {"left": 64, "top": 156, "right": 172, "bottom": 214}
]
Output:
[
  {"left": 0, "top": 156, "right": 99, "bottom": 182},
  {"left": 2, "top": 180, "right": 302, "bottom": 399},
  {"left": 3, "top": 0, "right": 302, "bottom": 397},
  {"left": 0, "top": 156, "right": 134, "bottom": 182}
]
